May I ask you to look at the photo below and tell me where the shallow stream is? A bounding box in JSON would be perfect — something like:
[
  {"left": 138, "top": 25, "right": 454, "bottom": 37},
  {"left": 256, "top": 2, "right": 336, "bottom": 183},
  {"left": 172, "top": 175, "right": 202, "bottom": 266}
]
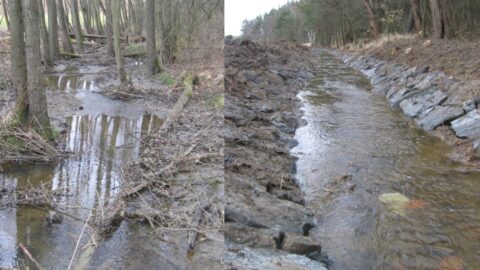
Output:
[{"left": 293, "top": 50, "right": 480, "bottom": 269}]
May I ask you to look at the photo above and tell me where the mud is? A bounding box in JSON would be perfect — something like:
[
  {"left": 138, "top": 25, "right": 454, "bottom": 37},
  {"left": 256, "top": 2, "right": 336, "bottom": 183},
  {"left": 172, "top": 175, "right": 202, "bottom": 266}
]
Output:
[{"left": 224, "top": 38, "right": 327, "bottom": 269}]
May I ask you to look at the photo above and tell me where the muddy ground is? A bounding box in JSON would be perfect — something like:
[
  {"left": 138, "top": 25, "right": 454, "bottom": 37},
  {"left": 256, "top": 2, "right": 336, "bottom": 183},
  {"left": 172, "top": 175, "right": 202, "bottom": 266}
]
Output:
[
  {"left": 224, "top": 38, "right": 328, "bottom": 269},
  {"left": 0, "top": 30, "right": 224, "bottom": 268}
]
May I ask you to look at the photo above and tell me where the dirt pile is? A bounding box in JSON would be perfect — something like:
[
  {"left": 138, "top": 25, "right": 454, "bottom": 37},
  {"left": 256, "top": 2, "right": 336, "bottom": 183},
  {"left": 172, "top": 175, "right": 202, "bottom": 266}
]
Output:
[{"left": 224, "top": 38, "right": 327, "bottom": 269}]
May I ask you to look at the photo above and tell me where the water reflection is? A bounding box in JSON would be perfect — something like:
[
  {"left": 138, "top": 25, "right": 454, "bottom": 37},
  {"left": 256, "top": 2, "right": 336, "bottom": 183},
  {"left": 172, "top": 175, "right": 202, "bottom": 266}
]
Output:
[{"left": 0, "top": 113, "right": 162, "bottom": 269}]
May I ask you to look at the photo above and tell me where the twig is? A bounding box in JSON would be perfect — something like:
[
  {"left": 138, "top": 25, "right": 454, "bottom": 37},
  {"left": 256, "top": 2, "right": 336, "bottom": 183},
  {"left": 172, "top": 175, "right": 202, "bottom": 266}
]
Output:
[
  {"left": 67, "top": 209, "right": 93, "bottom": 270},
  {"left": 19, "top": 243, "right": 45, "bottom": 270}
]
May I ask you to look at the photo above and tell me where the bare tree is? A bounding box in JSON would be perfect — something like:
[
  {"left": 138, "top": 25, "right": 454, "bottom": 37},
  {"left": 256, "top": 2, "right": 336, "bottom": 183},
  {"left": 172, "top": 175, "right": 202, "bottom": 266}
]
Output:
[
  {"left": 145, "top": 0, "right": 160, "bottom": 75},
  {"left": 47, "top": 0, "right": 60, "bottom": 59},
  {"left": 23, "top": 0, "right": 52, "bottom": 134},
  {"left": 430, "top": 0, "right": 449, "bottom": 38},
  {"left": 38, "top": 0, "right": 52, "bottom": 65},
  {"left": 8, "top": 0, "right": 27, "bottom": 122},
  {"left": 362, "top": 0, "right": 380, "bottom": 39},
  {"left": 71, "top": 0, "right": 83, "bottom": 52},
  {"left": 57, "top": 0, "right": 74, "bottom": 53},
  {"left": 104, "top": 0, "right": 114, "bottom": 56},
  {"left": 2, "top": 0, "right": 10, "bottom": 30},
  {"left": 112, "top": 0, "right": 128, "bottom": 85}
]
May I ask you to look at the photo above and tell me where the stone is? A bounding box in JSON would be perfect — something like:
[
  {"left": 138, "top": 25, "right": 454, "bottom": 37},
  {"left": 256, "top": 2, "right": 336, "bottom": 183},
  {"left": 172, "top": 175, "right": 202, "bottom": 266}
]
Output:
[
  {"left": 225, "top": 176, "right": 316, "bottom": 234},
  {"left": 281, "top": 233, "right": 321, "bottom": 255},
  {"left": 225, "top": 222, "right": 280, "bottom": 249},
  {"left": 224, "top": 243, "right": 327, "bottom": 270},
  {"left": 416, "top": 105, "right": 465, "bottom": 131},
  {"left": 463, "top": 100, "right": 476, "bottom": 112},
  {"left": 451, "top": 110, "right": 480, "bottom": 140},
  {"left": 399, "top": 88, "right": 448, "bottom": 118}
]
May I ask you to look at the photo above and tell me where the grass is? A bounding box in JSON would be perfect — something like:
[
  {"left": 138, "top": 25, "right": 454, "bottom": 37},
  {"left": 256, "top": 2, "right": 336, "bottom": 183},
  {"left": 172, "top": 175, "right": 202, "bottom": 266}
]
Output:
[{"left": 156, "top": 72, "right": 175, "bottom": 87}]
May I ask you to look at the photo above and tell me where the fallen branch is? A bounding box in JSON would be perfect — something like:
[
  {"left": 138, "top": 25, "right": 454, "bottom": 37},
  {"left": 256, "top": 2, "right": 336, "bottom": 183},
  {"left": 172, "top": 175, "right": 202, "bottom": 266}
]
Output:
[
  {"left": 61, "top": 52, "right": 82, "bottom": 58},
  {"left": 160, "top": 81, "right": 193, "bottom": 130},
  {"left": 19, "top": 243, "right": 45, "bottom": 270}
]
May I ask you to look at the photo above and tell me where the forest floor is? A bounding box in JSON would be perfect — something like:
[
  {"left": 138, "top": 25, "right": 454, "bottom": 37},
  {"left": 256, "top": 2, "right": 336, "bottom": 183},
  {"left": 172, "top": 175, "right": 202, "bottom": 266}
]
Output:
[
  {"left": 0, "top": 30, "right": 224, "bottom": 268},
  {"left": 343, "top": 34, "right": 480, "bottom": 167}
]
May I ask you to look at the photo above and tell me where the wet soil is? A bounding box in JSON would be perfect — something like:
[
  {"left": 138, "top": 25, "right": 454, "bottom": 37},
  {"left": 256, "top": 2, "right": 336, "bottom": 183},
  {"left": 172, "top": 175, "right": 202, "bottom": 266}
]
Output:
[{"left": 224, "top": 39, "right": 328, "bottom": 269}]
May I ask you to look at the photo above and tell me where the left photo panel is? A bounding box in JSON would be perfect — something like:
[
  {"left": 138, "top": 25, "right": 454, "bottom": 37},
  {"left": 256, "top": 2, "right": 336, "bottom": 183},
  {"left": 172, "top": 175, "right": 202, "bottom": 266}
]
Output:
[{"left": 0, "top": 0, "right": 224, "bottom": 269}]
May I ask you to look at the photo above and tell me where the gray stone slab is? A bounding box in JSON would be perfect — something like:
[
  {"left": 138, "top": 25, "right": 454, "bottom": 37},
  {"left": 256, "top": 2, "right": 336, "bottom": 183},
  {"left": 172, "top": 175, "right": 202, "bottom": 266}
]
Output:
[
  {"left": 451, "top": 110, "right": 480, "bottom": 139},
  {"left": 416, "top": 105, "right": 465, "bottom": 131},
  {"left": 399, "top": 89, "right": 448, "bottom": 118}
]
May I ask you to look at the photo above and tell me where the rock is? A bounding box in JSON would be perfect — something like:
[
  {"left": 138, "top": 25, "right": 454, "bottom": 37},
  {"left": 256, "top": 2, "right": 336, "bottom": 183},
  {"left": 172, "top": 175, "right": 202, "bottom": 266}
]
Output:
[
  {"left": 473, "top": 139, "right": 480, "bottom": 151},
  {"left": 416, "top": 105, "right": 465, "bottom": 131},
  {"left": 405, "top": 47, "right": 412, "bottom": 54},
  {"left": 399, "top": 88, "right": 448, "bottom": 118},
  {"left": 225, "top": 176, "right": 316, "bottom": 234},
  {"left": 281, "top": 233, "right": 321, "bottom": 255},
  {"left": 451, "top": 110, "right": 480, "bottom": 139},
  {"left": 423, "top": 39, "right": 432, "bottom": 47},
  {"left": 414, "top": 71, "right": 445, "bottom": 90},
  {"left": 260, "top": 104, "right": 275, "bottom": 113},
  {"left": 225, "top": 222, "right": 280, "bottom": 249},
  {"left": 379, "top": 192, "right": 410, "bottom": 215},
  {"left": 463, "top": 100, "right": 476, "bottom": 112},
  {"left": 224, "top": 243, "right": 327, "bottom": 270}
]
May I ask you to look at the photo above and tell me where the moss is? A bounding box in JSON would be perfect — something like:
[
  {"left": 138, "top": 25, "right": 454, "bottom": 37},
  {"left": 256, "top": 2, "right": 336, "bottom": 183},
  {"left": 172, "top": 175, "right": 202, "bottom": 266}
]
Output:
[
  {"left": 156, "top": 73, "right": 175, "bottom": 87},
  {"left": 207, "top": 94, "right": 224, "bottom": 109}
]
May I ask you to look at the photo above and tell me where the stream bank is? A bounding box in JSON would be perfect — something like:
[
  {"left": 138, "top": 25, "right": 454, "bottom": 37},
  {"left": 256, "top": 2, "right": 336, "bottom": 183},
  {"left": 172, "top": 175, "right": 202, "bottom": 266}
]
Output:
[
  {"left": 224, "top": 38, "right": 327, "bottom": 269},
  {"left": 335, "top": 50, "right": 480, "bottom": 167}
]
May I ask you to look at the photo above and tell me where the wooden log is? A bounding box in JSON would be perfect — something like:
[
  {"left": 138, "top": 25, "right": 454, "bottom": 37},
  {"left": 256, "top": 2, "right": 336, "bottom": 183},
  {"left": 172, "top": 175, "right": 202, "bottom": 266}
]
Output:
[
  {"left": 61, "top": 52, "right": 82, "bottom": 58},
  {"left": 160, "top": 80, "right": 193, "bottom": 130}
]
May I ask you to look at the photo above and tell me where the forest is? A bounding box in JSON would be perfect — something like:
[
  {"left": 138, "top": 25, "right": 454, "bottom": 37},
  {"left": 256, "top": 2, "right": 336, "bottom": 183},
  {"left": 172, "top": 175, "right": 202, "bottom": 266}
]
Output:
[{"left": 241, "top": 0, "right": 480, "bottom": 46}]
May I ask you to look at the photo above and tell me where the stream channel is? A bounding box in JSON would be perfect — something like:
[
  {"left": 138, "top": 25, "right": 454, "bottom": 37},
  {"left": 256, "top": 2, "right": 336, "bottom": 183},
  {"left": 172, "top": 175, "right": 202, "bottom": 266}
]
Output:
[
  {"left": 0, "top": 67, "right": 163, "bottom": 269},
  {"left": 293, "top": 50, "right": 480, "bottom": 269}
]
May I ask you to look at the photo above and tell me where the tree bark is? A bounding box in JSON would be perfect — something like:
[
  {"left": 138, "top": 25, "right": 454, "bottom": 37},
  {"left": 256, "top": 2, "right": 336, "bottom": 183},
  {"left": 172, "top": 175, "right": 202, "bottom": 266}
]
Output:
[
  {"left": 104, "top": 0, "right": 114, "bottom": 56},
  {"left": 145, "top": 0, "right": 160, "bottom": 76},
  {"left": 362, "top": 0, "right": 380, "bottom": 39},
  {"left": 38, "top": 0, "right": 52, "bottom": 65},
  {"left": 410, "top": 0, "right": 422, "bottom": 33},
  {"left": 47, "top": 0, "right": 60, "bottom": 59},
  {"left": 112, "top": 0, "right": 128, "bottom": 85},
  {"left": 57, "top": 0, "right": 73, "bottom": 53},
  {"left": 23, "top": 0, "right": 52, "bottom": 134},
  {"left": 8, "top": 0, "right": 27, "bottom": 122},
  {"left": 71, "top": 0, "right": 83, "bottom": 52},
  {"left": 430, "top": 0, "right": 449, "bottom": 38}
]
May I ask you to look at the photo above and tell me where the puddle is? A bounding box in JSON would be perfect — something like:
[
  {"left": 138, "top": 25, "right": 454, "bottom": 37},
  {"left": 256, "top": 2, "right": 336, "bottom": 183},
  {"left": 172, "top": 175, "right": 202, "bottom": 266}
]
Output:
[{"left": 0, "top": 66, "right": 163, "bottom": 269}]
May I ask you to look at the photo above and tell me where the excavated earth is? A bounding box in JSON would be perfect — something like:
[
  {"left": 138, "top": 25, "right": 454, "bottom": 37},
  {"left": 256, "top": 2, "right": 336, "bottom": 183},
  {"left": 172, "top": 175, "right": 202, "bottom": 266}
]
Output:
[{"left": 224, "top": 38, "right": 328, "bottom": 269}]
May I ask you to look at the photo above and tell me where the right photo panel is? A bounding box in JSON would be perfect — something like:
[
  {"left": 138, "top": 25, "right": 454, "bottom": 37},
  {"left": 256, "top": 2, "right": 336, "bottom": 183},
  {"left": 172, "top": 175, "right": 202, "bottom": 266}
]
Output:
[{"left": 225, "top": 0, "right": 480, "bottom": 269}]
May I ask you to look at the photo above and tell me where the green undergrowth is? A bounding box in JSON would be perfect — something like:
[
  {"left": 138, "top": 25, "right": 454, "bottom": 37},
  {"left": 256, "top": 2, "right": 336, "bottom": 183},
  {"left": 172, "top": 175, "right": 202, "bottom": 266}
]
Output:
[
  {"left": 207, "top": 94, "right": 224, "bottom": 109},
  {"left": 156, "top": 72, "right": 175, "bottom": 87}
]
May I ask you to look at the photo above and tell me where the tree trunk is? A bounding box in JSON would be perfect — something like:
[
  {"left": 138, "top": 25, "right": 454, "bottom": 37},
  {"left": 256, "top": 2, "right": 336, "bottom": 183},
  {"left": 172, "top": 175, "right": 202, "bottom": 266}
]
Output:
[
  {"left": 47, "top": 0, "right": 60, "bottom": 59},
  {"left": 430, "top": 0, "right": 449, "bottom": 38},
  {"left": 410, "top": 0, "right": 422, "bottom": 33},
  {"left": 71, "top": 0, "right": 83, "bottom": 52},
  {"left": 362, "top": 0, "right": 380, "bottom": 39},
  {"left": 112, "top": 0, "right": 128, "bottom": 85},
  {"left": 23, "top": 0, "right": 52, "bottom": 135},
  {"left": 104, "top": 0, "right": 114, "bottom": 56},
  {"left": 2, "top": 0, "right": 10, "bottom": 30},
  {"left": 8, "top": 0, "right": 27, "bottom": 122},
  {"left": 145, "top": 0, "right": 160, "bottom": 76},
  {"left": 57, "top": 0, "right": 73, "bottom": 53},
  {"left": 38, "top": 0, "right": 52, "bottom": 65}
]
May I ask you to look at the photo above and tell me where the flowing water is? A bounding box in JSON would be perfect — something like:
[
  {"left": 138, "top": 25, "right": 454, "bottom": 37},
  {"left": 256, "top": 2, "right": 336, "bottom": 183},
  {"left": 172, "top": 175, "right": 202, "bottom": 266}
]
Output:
[
  {"left": 0, "top": 68, "right": 162, "bottom": 269},
  {"left": 293, "top": 50, "right": 480, "bottom": 269}
]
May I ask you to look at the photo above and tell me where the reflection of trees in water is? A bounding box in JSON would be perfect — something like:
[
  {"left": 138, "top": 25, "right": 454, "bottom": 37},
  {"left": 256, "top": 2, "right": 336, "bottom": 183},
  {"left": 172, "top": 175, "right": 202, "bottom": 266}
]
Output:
[{"left": 0, "top": 113, "right": 161, "bottom": 268}]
